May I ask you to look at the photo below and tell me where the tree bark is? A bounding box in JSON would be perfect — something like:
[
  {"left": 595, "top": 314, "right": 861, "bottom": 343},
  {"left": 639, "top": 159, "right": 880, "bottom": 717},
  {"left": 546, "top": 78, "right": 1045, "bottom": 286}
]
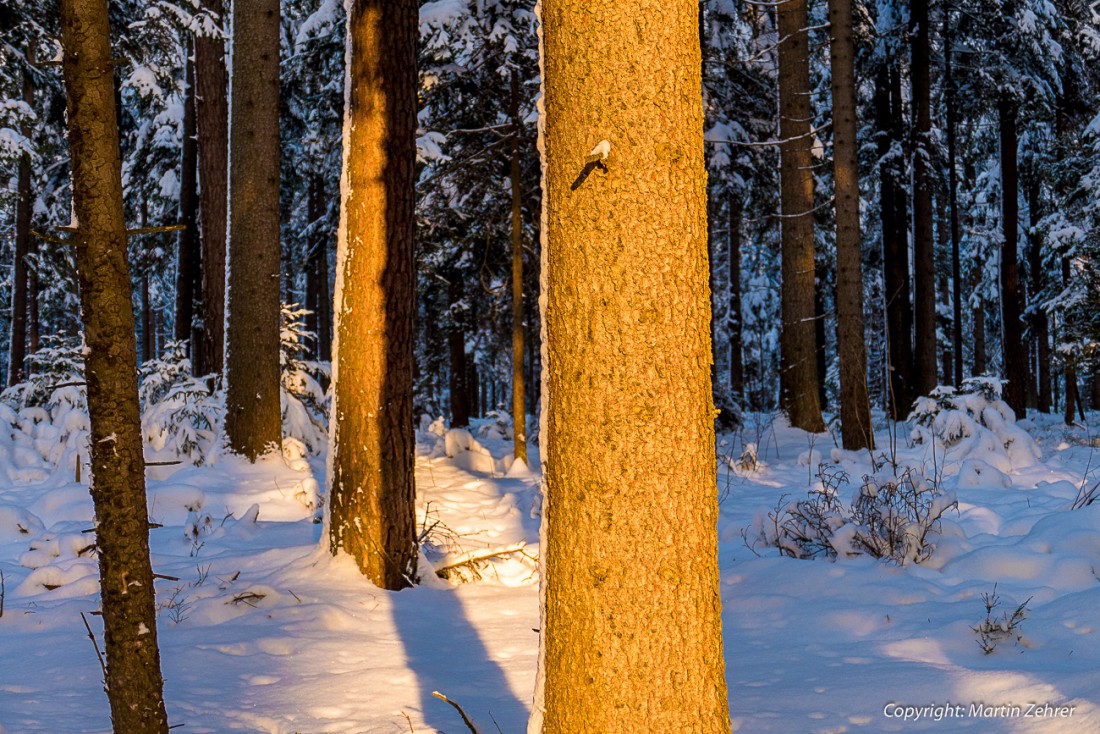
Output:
[
  {"left": 999, "top": 98, "right": 1026, "bottom": 417},
  {"left": 945, "top": 13, "right": 963, "bottom": 386},
  {"left": 195, "top": 0, "right": 228, "bottom": 376},
  {"left": 1026, "top": 174, "right": 1051, "bottom": 412},
  {"left": 910, "top": 0, "right": 936, "bottom": 397},
  {"left": 447, "top": 277, "right": 471, "bottom": 428},
  {"left": 176, "top": 46, "right": 200, "bottom": 358},
  {"left": 829, "top": 0, "right": 873, "bottom": 450},
  {"left": 8, "top": 45, "right": 33, "bottom": 386},
  {"left": 777, "top": 0, "right": 824, "bottom": 432},
  {"left": 510, "top": 67, "right": 527, "bottom": 464},
  {"left": 535, "top": 1, "right": 731, "bottom": 731},
  {"left": 876, "top": 62, "right": 913, "bottom": 418},
  {"left": 304, "top": 173, "right": 331, "bottom": 361},
  {"left": 328, "top": 0, "right": 418, "bottom": 589},
  {"left": 58, "top": 0, "right": 169, "bottom": 728},
  {"left": 728, "top": 196, "right": 743, "bottom": 399},
  {"left": 224, "top": 0, "right": 283, "bottom": 459}
]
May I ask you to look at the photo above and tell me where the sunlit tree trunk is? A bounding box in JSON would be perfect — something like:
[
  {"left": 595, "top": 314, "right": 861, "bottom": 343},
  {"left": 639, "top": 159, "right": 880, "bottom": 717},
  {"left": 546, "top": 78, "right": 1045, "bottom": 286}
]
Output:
[
  {"left": 224, "top": 0, "right": 283, "bottom": 459},
  {"left": 510, "top": 67, "right": 527, "bottom": 464},
  {"left": 58, "top": 0, "right": 169, "bottom": 728},
  {"left": 534, "top": 1, "right": 731, "bottom": 731},
  {"left": 328, "top": 0, "right": 418, "bottom": 590}
]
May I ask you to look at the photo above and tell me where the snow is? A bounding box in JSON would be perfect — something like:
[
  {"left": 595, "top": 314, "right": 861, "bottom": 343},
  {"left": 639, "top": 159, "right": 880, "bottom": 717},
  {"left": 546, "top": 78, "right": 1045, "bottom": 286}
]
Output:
[{"left": 4, "top": 410, "right": 1100, "bottom": 731}]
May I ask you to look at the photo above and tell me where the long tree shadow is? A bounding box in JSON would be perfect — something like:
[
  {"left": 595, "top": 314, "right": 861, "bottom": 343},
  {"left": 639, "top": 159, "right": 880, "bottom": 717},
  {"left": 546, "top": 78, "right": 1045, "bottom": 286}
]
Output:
[{"left": 391, "top": 584, "right": 529, "bottom": 733}]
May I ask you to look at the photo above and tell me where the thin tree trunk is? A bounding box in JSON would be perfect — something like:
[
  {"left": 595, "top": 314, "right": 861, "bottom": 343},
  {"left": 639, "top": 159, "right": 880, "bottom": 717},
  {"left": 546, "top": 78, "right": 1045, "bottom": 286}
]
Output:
[
  {"left": 945, "top": 11, "right": 963, "bottom": 386},
  {"left": 8, "top": 44, "right": 33, "bottom": 386},
  {"left": 1026, "top": 174, "right": 1051, "bottom": 412},
  {"left": 142, "top": 274, "right": 154, "bottom": 363},
  {"left": 224, "top": 0, "right": 283, "bottom": 459},
  {"left": 910, "top": 0, "right": 936, "bottom": 396},
  {"left": 999, "top": 97, "right": 1026, "bottom": 417},
  {"left": 535, "top": 2, "right": 730, "bottom": 732},
  {"left": 728, "top": 196, "right": 743, "bottom": 398},
  {"left": 328, "top": 0, "right": 419, "bottom": 589},
  {"left": 448, "top": 277, "right": 471, "bottom": 427},
  {"left": 176, "top": 45, "right": 200, "bottom": 358},
  {"left": 829, "top": 0, "right": 873, "bottom": 449},
  {"left": 510, "top": 68, "right": 527, "bottom": 464},
  {"left": 58, "top": 0, "right": 169, "bottom": 728},
  {"left": 937, "top": 193, "right": 952, "bottom": 384},
  {"left": 195, "top": 0, "right": 228, "bottom": 376},
  {"left": 777, "top": 0, "right": 824, "bottom": 432}
]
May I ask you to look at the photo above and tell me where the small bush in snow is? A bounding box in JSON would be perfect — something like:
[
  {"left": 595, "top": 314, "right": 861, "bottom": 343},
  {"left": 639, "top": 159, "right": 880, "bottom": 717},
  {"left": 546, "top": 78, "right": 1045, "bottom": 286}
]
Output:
[
  {"left": 972, "top": 585, "right": 1031, "bottom": 654},
  {"left": 750, "top": 465, "right": 957, "bottom": 565},
  {"left": 280, "top": 305, "right": 329, "bottom": 454},
  {"left": 140, "top": 343, "right": 222, "bottom": 464},
  {"left": 908, "top": 376, "right": 1040, "bottom": 471},
  {"left": 475, "top": 410, "right": 513, "bottom": 441}
]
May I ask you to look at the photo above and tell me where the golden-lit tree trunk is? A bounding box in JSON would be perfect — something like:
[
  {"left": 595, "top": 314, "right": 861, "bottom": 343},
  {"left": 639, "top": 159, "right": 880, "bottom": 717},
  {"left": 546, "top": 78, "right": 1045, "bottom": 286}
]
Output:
[
  {"left": 58, "top": 0, "right": 169, "bottom": 729},
  {"left": 535, "top": 1, "right": 731, "bottom": 731},
  {"left": 777, "top": 0, "right": 824, "bottom": 432},
  {"left": 224, "top": 0, "right": 283, "bottom": 459},
  {"left": 510, "top": 67, "right": 527, "bottom": 465},
  {"left": 829, "top": 0, "right": 873, "bottom": 450},
  {"left": 195, "top": 0, "right": 228, "bottom": 377},
  {"left": 328, "top": 0, "right": 418, "bottom": 589}
]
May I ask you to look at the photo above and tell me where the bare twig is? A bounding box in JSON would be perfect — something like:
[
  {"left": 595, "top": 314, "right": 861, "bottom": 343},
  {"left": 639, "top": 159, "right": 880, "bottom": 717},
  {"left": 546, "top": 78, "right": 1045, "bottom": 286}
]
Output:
[
  {"left": 80, "top": 611, "right": 109, "bottom": 693},
  {"left": 434, "top": 542, "right": 529, "bottom": 579},
  {"left": 432, "top": 691, "right": 481, "bottom": 734},
  {"left": 0, "top": 568, "right": 5, "bottom": 617},
  {"left": 401, "top": 711, "right": 416, "bottom": 733}
]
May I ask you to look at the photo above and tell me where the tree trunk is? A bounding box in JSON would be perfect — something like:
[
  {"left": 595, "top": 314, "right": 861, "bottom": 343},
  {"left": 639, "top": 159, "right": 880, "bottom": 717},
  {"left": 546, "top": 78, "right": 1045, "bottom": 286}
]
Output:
[
  {"left": 945, "top": 14, "right": 963, "bottom": 386},
  {"left": 876, "top": 63, "right": 913, "bottom": 418},
  {"left": 1026, "top": 174, "right": 1051, "bottom": 412},
  {"left": 534, "top": 2, "right": 731, "bottom": 732},
  {"left": 176, "top": 46, "right": 200, "bottom": 357},
  {"left": 195, "top": 0, "right": 228, "bottom": 376},
  {"left": 777, "top": 0, "right": 824, "bottom": 432},
  {"left": 510, "top": 68, "right": 527, "bottom": 464},
  {"left": 8, "top": 45, "right": 33, "bottom": 386},
  {"left": 304, "top": 173, "right": 331, "bottom": 361},
  {"left": 998, "top": 98, "right": 1026, "bottom": 417},
  {"left": 142, "top": 274, "right": 154, "bottom": 363},
  {"left": 58, "top": 0, "right": 169, "bottom": 729},
  {"left": 910, "top": 0, "right": 936, "bottom": 397},
  {"left": 937, "top": 193, "right": 952, "bottom": 384},
  {"left": 328, "top": 0, "right": 418, "bottom": 590},
  {"left": 448, "top": 277, "right": 471, "bottom": 428},
  {"left": 224, "top": 0, "right": 283, "bottom": 459},
  {"left": 829, "top": 0, "right": 873, "bottom": 450},
  {"left": 728, "top": 196, "right": 743, "bottom": 399}
]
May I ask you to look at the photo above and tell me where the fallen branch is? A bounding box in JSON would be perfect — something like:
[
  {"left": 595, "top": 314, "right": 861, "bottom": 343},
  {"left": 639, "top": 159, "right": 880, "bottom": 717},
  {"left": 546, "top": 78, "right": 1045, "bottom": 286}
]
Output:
[
  {"left": 432, "top": 691, "right": 481, "bottom": 734},
  {"left": 434, "top": 542, "right": 529, "bottom": 579},
  {"left": 0, "top": 568, "right": 5, "bottom": 618}
]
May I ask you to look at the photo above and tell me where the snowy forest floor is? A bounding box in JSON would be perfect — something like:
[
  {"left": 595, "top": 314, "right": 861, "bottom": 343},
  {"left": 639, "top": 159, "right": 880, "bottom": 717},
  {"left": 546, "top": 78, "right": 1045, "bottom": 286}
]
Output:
[{"left": 2, "top": 412, "right": 1100, "bottom": 732}]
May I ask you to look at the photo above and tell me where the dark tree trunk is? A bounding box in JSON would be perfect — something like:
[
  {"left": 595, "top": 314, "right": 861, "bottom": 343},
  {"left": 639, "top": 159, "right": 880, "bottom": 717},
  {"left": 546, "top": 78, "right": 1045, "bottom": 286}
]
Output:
[
  {"left": 224, "top": 0, "right": 283, "bottom": 459},
  {"left": 304, "top": 174, "right": 330, "bottom": 361},
  {"left": 945, "top": 11, "right": 963, "bottom": 386},
  {"left": 910, "top": 0, "right": 936, "bottom": 396},
  {"left": 999, "top": 98, "right": 1026, "bottom": 417},
  {"left": 195, "top": 0, "right": 228, "bottom": 376},
  {"left": 8, "top": 45, "right": 33, "bottom": 386},
  {"left": 448, "top": 277, "right": 471, "bottom": 427},
  {"left": 937, "top": 193, "right": 952, "bottom": 384},
  {"left": 328, "top": 0, "right": 419, "bottom": 589},
  {"left": 728, "top": 196, "right": 743, "bottom": 399},
  {"left": 777, "top": 0, "right": 824, "bottom": 432},
  {"left": 142, "top": 274, "right": 154, "bottom": 363},
  {"left": 876, "top": 62, "right": 913, "bottom": 418},
  {"left": 175, "top": 47, "right": 200, "bottom": 359},
  {"left": 1026, "top": 174, "right": 1051, "bottom": 412},
  {"left": 58, "top": 0, "right": 169, "bottom": 728},
  {"left": 829, "top": 0, "right": 873, "bottom": 449},
  {"left": 510, "top": 67, "right": 527, "bottom": 464}
]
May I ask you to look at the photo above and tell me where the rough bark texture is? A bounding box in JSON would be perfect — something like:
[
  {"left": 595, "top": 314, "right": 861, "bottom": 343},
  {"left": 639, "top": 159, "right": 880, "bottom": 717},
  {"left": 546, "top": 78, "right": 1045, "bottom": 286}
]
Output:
[
  {"left": 777, "top": 0, "right": 824, "bottom": 432},
  {"left": 176, "top": 49, "right": 200, "bottom": 354},
  {"left": 510, "top": 68, "right": 527, "bottom": 464},
  {"left": 538, "top": 1, "right": 731, "bottom": 731},
  {"left": 8, "top": 47, "right": 33, "bottom": 386},
  {"left": 195, "top": 0, "right": 228, "bottom": 376},
  {"left": 728, "top": 196, "right": 743, "bottom": 398},
  {"left": 910, "top": 0, "right": 936, "bottom": 396},
  {"left": 999, "top": 98, "right": 1026, "bottom": 417},
  {"left": 224, "top": 0, "right": 283, "bottom": 459},
  {"left": 876, "top": 62, "right": 913, "bottom": 418},
  {"left": 829, "top": 0, "right": 873, "bottom": 450},
  {"left": 328, "top": 0, "right": 418, "bottom": 589},
  {"left": 1026, "top": 175, "right": 1051, "bottom": 412},
  {"left": 58, "top": 1, "right": 169, "bottom": 729}
]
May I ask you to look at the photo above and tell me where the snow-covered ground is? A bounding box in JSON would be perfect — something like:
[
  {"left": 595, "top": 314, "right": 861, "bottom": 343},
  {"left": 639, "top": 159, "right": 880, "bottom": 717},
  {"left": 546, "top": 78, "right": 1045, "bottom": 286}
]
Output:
[{"left": 2, "top": 408, "right": 1100, "bottom": 733}]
